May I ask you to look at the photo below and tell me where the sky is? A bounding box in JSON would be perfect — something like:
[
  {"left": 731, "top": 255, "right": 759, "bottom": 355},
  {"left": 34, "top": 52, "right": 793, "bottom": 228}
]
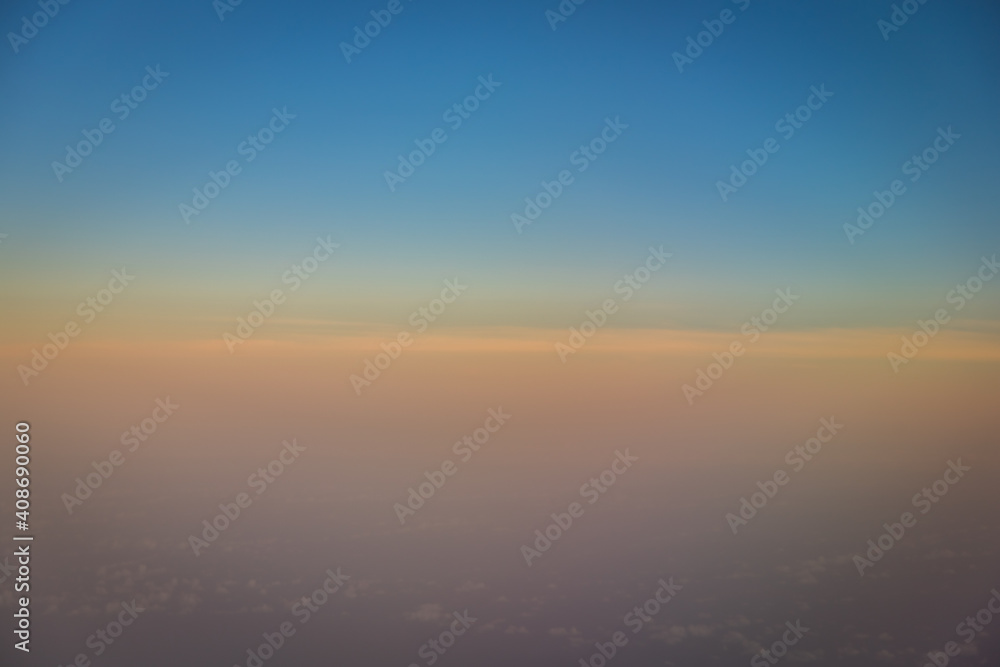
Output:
[
  {"left": 1, "top": 1, "right": 999, "bottom": 666},
  {"left": 2, "top": 0, "right": 999, "bottom": 335}
]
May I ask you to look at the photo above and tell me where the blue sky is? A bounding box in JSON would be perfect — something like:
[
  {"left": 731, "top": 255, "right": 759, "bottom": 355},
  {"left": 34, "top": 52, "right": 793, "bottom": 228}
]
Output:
[{"left": 1, "top": 0, "right": 998, "bottom": 329}]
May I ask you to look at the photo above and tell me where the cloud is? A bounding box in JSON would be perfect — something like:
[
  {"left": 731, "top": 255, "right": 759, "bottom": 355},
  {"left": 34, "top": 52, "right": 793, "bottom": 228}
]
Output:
[
  {"left": 548, "top": 626, "right": 587, "bottom": 647},
  {"left": 652, "top": 625, "right": 688, "bottom": 645},
  {"left": 457, "top": 580, "right": 485, "bottom": 593},
  {"left": 405, "top": 602, "right": 446, "bottom": 623}
]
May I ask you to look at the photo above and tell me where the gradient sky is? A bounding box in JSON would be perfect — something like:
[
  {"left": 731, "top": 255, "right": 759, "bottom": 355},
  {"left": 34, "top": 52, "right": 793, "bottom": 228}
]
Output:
[
  {"left": 2, "top": 0, "right": 999, "bottom": 341},
  {"left": 2, "top": 2, "right": 1000, "bottom": 666}
]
